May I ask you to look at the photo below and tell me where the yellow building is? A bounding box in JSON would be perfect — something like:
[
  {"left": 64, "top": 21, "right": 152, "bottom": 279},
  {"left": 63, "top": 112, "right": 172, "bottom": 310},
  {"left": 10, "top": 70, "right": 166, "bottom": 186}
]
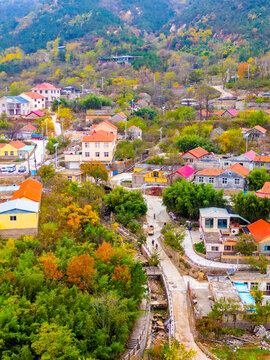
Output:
[
  {"left": 58, "top": 169, "right": 84, "bottom": 183},
  {"left": 0, "top": 178, "right": 42, "bottom": 239},
  {"left": 132, "top": 169, "right": 168, "bottom": 187},
  {"left": 0, "top": 199, "right": 40, "bottom": 238},
  {"left": 0, "top": 141, "right": 26, "bottom": 157}
]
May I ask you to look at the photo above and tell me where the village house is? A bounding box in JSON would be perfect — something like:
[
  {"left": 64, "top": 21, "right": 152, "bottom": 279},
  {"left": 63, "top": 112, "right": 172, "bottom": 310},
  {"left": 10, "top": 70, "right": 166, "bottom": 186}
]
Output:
[
  {"left": 0, "top": 179, "right": 42, "bottom": 238},
  {"left": 57, "top": 169, "right": 84, "bottom": 183},
  {"left": 132, "top": 168, "right": 168, "bottom": 187},
  {"left": 199, "top": 207, "right": 250, "bottom": 259},
  {"left": 220, "top": 150, "right": 258, "bottom": 170},
  {"left": 82, "top": 130, "right": 116, "bottom": 163},
  {"left": 181, "top": 147, "right": 209, "bottom": 164},
  {"left": 24, "top": 110, "right": 44, "bottom": 121},
  {"left": 90, "top": 120, "right": 118, "bottom": 136},
  {"left": 0, "top": 96, "right": 31, "bottom": 116},
  {"left": 211, "top": 127, "right": 224, "bottom": 139},
  {"left": 20, "top": 92, "right": 45, "bottom": 111},
  {"left": 128, "top": 125, "right": 142, "bottom": 139},
  {"left": 111, "top": 112, "right": 127, "bottom": 124},
  {"left": 253, "top": 155, "right": 270, "bottom": 171},
  {"left": 221, "top": 109, "right": 239, "bottom": 118},
  {"left": 136, "top": 98, "right": 149, "bottom": 109},
  {"left": 244, "top": 125, "right": 267, "bottom": 139},
  {"left": 0, "top": 140, "right": 26, "bottom": 159},
  {"left": 195, "top": 163, "right": 249, "bottom": 190},
  {"left": 167, "top": 165, "right": 195, "bottom": 184},
  {"left": 247, "top": 219, "right": 270, "bottom": 256},
  {"left": 256, "top": 181, "right": 270, "bottom": 198},
  {"left": 16, "top": 124, "right": 37, "bottom": 140},
  {"left": 86, "top": 115, "right": 112, "bottom": 123},
  {"left": 32, "top": 83, "right": 61, "bottom": 107}
]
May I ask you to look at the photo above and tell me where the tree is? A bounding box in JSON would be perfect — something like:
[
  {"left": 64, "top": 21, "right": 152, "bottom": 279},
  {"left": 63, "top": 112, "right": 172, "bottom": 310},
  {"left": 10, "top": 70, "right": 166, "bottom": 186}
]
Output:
[
  {"left": 147, "top": 339, "right": 196, "bottom": 360},
  {"left": 38, "top": 165, "right": 55, "bottom": 183},
  {"left": 80, "top": 162, "right": 108, "bottom": 184},
  {"left": 251, "top": 285, "right": 263, "bottom": 305},
  {"left": 9, "top": 81, "right": 31, "bottom": 95},
  {"left": 31, "top": 323, "right": 80, "bottom": 359},
  {"left": 231, "top": 191, "right": 270, "bottom": 222},
  {"left": 234, "top": 235, "right": 257, "bottom": 255},
  {"left": 216, "top": 129, "right": 245, "bottom": 154},
  {"left": 66, "top": 253, "right": 95, "bottom": 291},
  {"left": 163, "top": 180, "right": 226, "bottom": 219},
  {"left": 166, "top": 106, "right": 196, "bottom": 123},
  {"left": 188, "top": 69, "right": 204, "bottom": 85},
  {"left": 175, "top": 134, "right": 217, "bottom": 153},
  {"left": 248, "top": 255, "right": 268, "bottom": 274},
  {"left": 114, "top": 140, "right": 135, "bottom": 160},
  {"left": 247, "top": 168, "right": 270, "bottom": 191},
  {"left": 196, "top": 84, "right": 219, "bottom": 120},
  {"left": 41, "top": 252, "right": 64, "bottom": 281}
]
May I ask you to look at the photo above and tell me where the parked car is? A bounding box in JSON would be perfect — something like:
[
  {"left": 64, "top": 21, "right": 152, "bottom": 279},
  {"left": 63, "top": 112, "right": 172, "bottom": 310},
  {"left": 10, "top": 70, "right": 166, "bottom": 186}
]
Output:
[
  {"left": 18, "top": 165, "right": 26, "bottom": 173},
  {"left": 7, "top": 164, "right": 16, "bottom": 173},
  {"left": 1, "top": 166, "right": 7, "bottom": 173},
  {"left": 148, "top": 225, "right": 154, "bottom": 236}
]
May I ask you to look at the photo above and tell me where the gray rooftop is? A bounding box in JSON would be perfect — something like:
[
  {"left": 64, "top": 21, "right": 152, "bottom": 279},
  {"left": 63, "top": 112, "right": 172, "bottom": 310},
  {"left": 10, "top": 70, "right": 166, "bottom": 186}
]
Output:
[
  {"left": 0, "top": 199, "right": 39, "bottom": 213},
  {"left": 200, "top": 207, "right": 229, "bottom": 218}
]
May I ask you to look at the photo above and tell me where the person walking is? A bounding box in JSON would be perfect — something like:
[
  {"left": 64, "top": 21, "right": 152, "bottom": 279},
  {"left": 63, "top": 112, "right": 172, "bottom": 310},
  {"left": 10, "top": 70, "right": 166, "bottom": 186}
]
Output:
[
  {"left": 152, "top": 239, "right": 155, "bottom": 246},
  {"left": 153, "top": 213, "right": 156, "bottom": 220}
]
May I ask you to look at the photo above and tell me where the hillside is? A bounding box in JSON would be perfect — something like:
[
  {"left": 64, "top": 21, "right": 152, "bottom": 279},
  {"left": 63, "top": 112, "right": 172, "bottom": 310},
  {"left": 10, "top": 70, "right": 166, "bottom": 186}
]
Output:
[{"left": 0, "top": 0, "right": 176, "bottom": 53}]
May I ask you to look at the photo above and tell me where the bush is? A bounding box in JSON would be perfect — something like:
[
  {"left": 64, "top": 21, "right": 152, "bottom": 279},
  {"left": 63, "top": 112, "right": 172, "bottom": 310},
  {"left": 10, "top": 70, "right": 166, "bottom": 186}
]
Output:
[{"left": 195, "top": 242, "right": 206, "bottom": 254}]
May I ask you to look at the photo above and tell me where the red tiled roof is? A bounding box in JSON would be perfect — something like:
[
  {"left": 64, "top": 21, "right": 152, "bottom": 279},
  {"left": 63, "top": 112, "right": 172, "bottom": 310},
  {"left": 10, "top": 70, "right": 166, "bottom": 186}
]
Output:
[
  {"left": 25, "top": 124, "right": 37, "bottom": 131},
  {"left": 95, "top": 120, "right": 117, "bottom": 130},
  {"left": 12, "top": 178, "right": 43, "bottom": 203},
  {"left": 243, "top": 150, "right": 258, "bottom": 161},
  {"left": 254, "top": 125, "right": 267, "bottom": 134},
  {"left": 248, "top": 219, "right": 270, "bottom": 243},
  {"left": 83, "top": 130, "right": 116, "bottom": 142},
  {"left": 254, "top": 156, "right": 270, "bottom": 163},
  {"left": 128, "top": 125, "right": 142, "bottom": 131},
  {"left": 185, "top": 147, "right": 209, "bottom": 159},
  {"left": 225, "top": 163, "right": 250, "bottom": 177},
  {"left": 196, "top": 169, "right": 223, "bottom": 176},
  {"left": 32, "top": 83, "right": 58, "bottom": 90},
  {"left": 9, "top": 140, "right": 26, "bottom": 149},
  {"left": 169, "top": 165, "right": 195, "bottom": 178},
  {"left": 256, "top": 182, "right": 270, "bottom": 198},
  {"left": 25, "top": 110, "right": 44, "bottom": 117},
  {"left": 21, "top": 92, "right": 45, "bottom": 99}
]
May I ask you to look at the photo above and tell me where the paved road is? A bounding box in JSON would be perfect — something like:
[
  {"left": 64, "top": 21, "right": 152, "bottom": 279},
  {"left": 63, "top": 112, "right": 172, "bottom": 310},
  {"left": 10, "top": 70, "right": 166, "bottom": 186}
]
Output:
[
  {"left": 145, "top": 196, "right": 210, "bottom": 359},
  {"left": 212, "top": 85, "right": 235, "bottom": 98},
  {"left": 52, "top": 113, "right": 62, "bottom": 136},
  {"left": 183, "top": 230, "right": 246, "bottom": 270}
]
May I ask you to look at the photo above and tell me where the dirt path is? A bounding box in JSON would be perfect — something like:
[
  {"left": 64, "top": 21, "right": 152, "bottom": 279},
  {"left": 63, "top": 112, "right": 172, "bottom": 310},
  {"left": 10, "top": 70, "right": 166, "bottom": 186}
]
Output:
[{"left": 144, "top": 196, "right": 210, "bottom": 359}]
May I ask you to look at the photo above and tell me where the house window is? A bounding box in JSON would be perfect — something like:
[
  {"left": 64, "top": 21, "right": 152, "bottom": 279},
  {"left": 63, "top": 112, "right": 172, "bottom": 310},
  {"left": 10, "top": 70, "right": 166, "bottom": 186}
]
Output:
[
  {"left": 250, "top": 282, "right": 257, "bottom": 290},
  {"left": 189, "top": 159, "right": 193, "bottom": 163},
  {"left": 104, "top": 142, "right": 109, "bottom": 148},
  {"left": 10, "top": 216, "right": 17, "bottom": 221},
  {"left": 85, "top": 152, "right": 90, "bottom": 157},
  {"left": 198, "top": 176, "right": 204, "bottom": 183},
  {"left": 211, "top": 246, "right": 219, "bottom": 251},
  {"left": 222, "top": 178, "right": 228, "bottom": 184},
  {"left": 232, "top": 246, "right": 235, "bottom": 250},
  {"left": 224, "top": 162, "right": 229, "bottom": 166},
  {"left": 95, "top": 143, "right": 100, "bottom": 148},
  {"left": 95, "top": 152, "right": 100, "bottom": 157},
  {"left": 45, "top": 90, "right": 48, "bottom": 94},
  {"left": 4, "top": 151, "right": 8, "bottom": 156},
  {"left": 235, "top": 178, "right": 240, "bottom": 185},
  {"left": 84, "top": 143, "right": 89, "bottom": 148},
  {"left": 266, "top": 283, "right": 270, "bottom": 291},
  {"left": 10, "top": 151, "right": 14, "bottom": 156},
  {"left": 224, "top": 246, "right": 231, "bottom": 251},
  {"left": 104, "top": 152, "right": 109, "bottom": 157},
  {"left": 218, "top": 219, "right": 228, "bottom": 229},
  {"left": 205, "top": 218, "right": 213, "bottom": 228},
  {"left": 208, "top": 177, "right": 214, "bottom": 184},
  {"left": 264, "top": 246, "right": 270, "bottom": 251},
  {"left": 67, "top": 176, "right": 72, "bottom": 182}
]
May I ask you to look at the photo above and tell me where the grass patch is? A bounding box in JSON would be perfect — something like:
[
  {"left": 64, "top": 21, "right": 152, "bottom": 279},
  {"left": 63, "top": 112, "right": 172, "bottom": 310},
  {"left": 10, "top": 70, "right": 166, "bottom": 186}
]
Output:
[
  {"left": 195, "top": 241, "right": 206, "bottom": 255},
  {"left": 212, "top": 345, "right": 270, "bottom": 360}
]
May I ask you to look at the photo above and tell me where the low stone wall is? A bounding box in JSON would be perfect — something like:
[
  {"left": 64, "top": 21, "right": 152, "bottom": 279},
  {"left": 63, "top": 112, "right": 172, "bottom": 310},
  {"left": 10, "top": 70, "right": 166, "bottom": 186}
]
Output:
[{"left": 0, "top": 228, "right": 38, "bottom": 239}]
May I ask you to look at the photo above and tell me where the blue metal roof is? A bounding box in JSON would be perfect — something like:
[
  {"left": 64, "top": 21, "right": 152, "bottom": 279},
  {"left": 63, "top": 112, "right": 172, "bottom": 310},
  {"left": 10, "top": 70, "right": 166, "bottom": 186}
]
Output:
[
  {"left": 19, "top": 145, "right": 35, "bottom": 152},
  {"left": 6, "top": 96, "right": 29, "bottom": 103}
]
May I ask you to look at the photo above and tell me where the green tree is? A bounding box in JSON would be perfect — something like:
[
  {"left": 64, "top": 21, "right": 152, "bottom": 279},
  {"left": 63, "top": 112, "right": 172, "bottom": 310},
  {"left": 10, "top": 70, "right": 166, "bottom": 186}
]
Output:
[
  {"left": 80, "top": 162, "right": 108, "bottom": 184},
  {"left": 196, "top": 84, "right": 219, "bottom": 120},
  {"left": 234, "top": 235, "right": 257, "bottom": 255},
  {"left": 163, "top": 180, "right": 226, "bottom": 219},
  {"left": 231, "top": 191, "right": 270, "bottom": 222},
  {"left": 188, "top": 69, "right": 204, "bottom": 85},
  {"left": 216, "top": 129, "right": 245, "bottom": 154},
  {"left": 114, "top": 140, "right": 135, "bottom": 160},
  {"left": 166, "top": 106, "right": 196, "bottom": 123},
  {"left": 175, "top": 134, "right": 217, "bottom": 153},
  {"left": 147, "top": 339, "right": 196, "bottom": 360},
  {"left": 38, "top": 165, "right": 55, "bottom": 183},
  {"left": 248, "top": 255, "right": 268, "bottom": 274},
  {"left": 247, "top": 167, "right": 270, "bottom": 191}
]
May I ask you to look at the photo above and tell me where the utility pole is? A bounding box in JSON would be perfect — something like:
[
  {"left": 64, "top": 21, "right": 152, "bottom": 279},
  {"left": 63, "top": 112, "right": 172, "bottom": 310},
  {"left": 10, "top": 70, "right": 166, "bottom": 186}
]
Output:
[
  {"left": 248, "top": 64, "right": 250, "bottom": 81},
  {"left": 27, "top": 151, "right": 31, "bottom": 175},
  {"left": 125, "top": 118, "right": 127, "bottom": 140},
  {"left": 54, "top": 143, "right": 59, "bottom": 169},
  {"left": 46, "top": 119, "right": 48, "bottom": 137}
]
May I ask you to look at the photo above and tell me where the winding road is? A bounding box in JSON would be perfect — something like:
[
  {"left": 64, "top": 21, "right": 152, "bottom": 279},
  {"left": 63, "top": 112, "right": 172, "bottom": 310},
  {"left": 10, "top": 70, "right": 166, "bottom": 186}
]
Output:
[{"left": 145, "top": 195, "right": 210, "bottom": 359}]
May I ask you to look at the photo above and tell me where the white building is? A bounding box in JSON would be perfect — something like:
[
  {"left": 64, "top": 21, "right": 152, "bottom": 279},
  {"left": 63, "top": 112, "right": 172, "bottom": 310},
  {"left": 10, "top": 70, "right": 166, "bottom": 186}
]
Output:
[
  {"left": 20, "top": 92, "right": 45, "bottom": 111},
  {"left": 0, "top": 96, "right": 30, "bottom": 116},
  {"left": 32, "top": 83, "right": 61, "bottom": 107}
]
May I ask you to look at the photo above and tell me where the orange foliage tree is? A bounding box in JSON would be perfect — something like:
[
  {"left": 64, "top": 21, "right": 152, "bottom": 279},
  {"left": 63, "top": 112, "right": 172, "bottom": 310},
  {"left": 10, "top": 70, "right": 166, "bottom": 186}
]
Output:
[
  {"left": 41, "top": 253, "right": 64, "bottom": 281},
  {"left": 237, "top": 62, "right": 249, "bottom": 78},
  {"left": 94, "top": 242, "right": 115, "bottom": 264},
  {"left": 66, "top": 253, "right": 95, "bottom": 291},
  {"left": 112, "top": 265, "right": 131, "bottom": 283}
]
